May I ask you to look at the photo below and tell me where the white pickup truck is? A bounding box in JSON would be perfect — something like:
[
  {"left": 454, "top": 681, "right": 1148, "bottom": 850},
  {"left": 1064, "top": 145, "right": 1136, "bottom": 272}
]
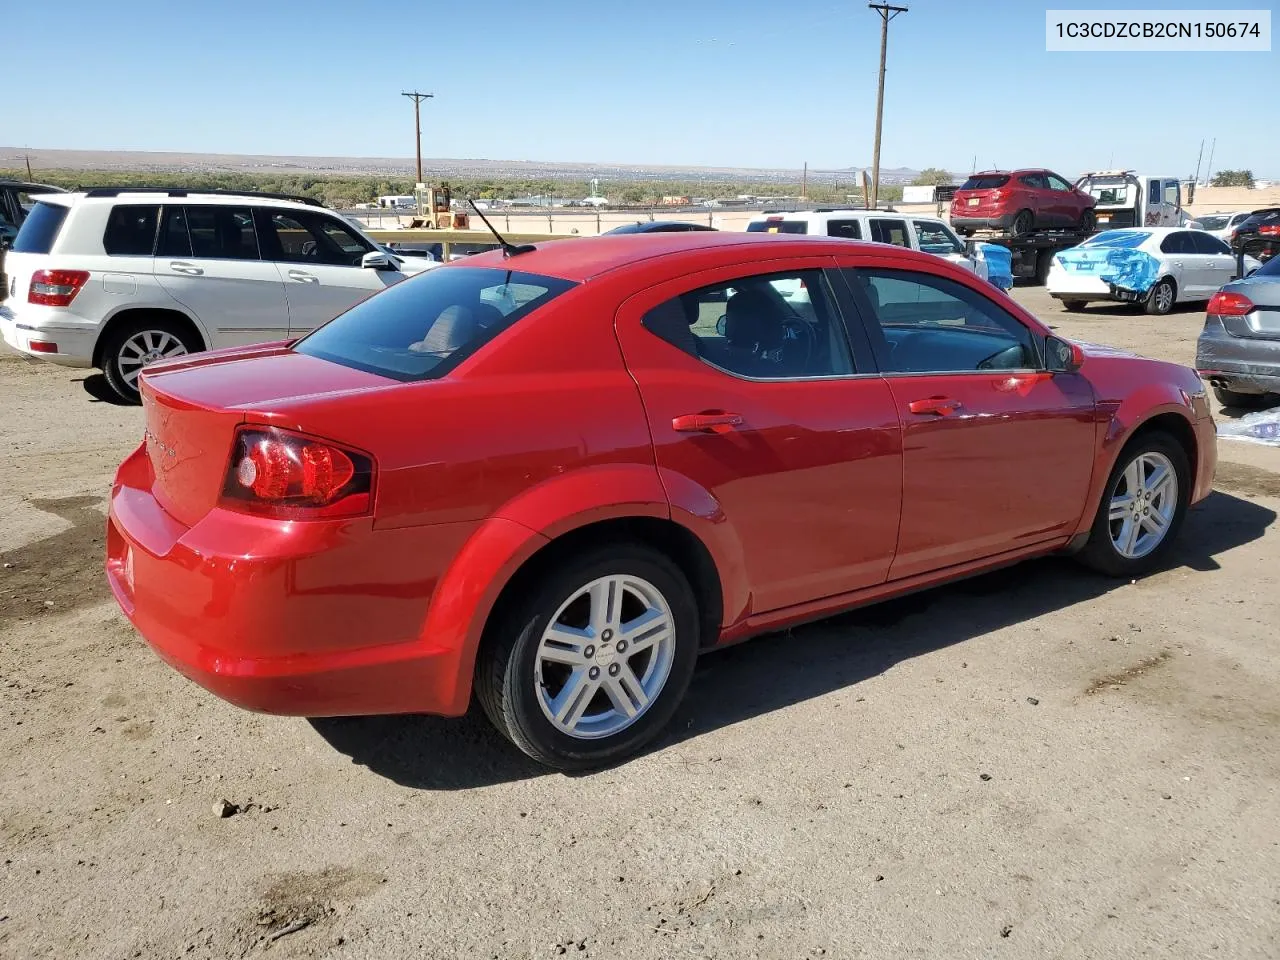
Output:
[
  {"left": 1075, "top": 171, "right": 1189, "bottom": 230},
  {"left": 743, "top": 209, "right": 991, "bottom": 280}
]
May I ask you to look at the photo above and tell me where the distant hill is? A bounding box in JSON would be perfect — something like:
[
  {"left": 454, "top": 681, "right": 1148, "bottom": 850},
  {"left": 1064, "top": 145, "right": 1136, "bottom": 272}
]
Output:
[{"left": 2, "top": 147, "right": 945, "bottom": 186}]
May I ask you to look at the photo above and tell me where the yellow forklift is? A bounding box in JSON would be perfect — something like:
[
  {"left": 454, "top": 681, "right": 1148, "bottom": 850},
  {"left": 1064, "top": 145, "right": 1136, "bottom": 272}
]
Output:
[{"left": 411, "top": 183, "right": 468, "bottom": 229}]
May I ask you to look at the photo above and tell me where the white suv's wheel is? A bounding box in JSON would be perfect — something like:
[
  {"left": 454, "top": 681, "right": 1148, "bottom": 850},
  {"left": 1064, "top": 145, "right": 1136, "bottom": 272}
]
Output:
[
  {"left": 476, "top": 543, "right": 700, "bottom": 770},
  {"left": 101, "top": 322, "right": 195, "bottom": 403}
]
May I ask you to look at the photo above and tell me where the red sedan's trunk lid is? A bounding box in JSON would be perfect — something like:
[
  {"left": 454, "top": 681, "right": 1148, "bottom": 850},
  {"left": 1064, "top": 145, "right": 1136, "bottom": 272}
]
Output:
[{"left": 137, "top": 344, "right": 391, "bottom": 527}]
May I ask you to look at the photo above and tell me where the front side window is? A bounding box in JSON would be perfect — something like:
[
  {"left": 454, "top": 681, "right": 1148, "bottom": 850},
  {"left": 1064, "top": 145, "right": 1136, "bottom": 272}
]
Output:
[
  {"left": 913, "top": 220, "right": 963, "bottom": 255},
  {"left": 1163, "top": 182, "right": 1180, "bottom": 206},
  {"left": 1190, "top": 232, "right": 1231, "bottom": 255},
  {"left": 1045, "top": 174, "right": 1072, "bottom": 192},
  {"left": 102, "top": 205, "right": 159, "bottom": 256},
  {"left": 642, "top": 269, "right": 854, "bottom": 380},
  {"left": 262, "top": 210, "right": 373, "bottom": 266},
  {"left": 185, "top": 206, "right": 259, "bottom": 260},
  {"left": 826, "top": 219, "right": 862, "bottom": 239},
  {"left": 294, "top": 267, "right": 576, "bottom": 381},
  {"left": 1148, "top": 180, "right": 1162, "bottom": 205},
  {"left": 869, "top": 218, "right": 909, "bottom": 247},
  {"left": 843, "top": 268, "right": 1039, "bottom": 374}
]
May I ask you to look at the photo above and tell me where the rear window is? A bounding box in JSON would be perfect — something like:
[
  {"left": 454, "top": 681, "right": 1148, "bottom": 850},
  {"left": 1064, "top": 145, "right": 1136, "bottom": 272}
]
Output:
[
  {"left": 960, "top": 175, "right": 1009, "bottom": 190},
  {"left": 1081, "top": 230, "right": 1150, "bottom": 249},
  {"left": 746, "top": 220, "right": 808, "bottom": 234},
  {"left": 1194, "top": 215, "right": 1230, "bottom": 230},
  {"left": 293, "top": 267, "right": 577, "bottom": 381},
  {"left": 11, "top": 201, "right": 69, "bottom": 254}
]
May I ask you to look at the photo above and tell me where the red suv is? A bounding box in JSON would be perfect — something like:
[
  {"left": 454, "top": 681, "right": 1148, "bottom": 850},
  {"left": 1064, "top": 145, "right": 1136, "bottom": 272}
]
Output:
[
  {"left": 951, "top": 169, "right": 1096, "bottom": 237},
  {"left": 107, "top": 232, "right": 1214, "bottom": 770}
]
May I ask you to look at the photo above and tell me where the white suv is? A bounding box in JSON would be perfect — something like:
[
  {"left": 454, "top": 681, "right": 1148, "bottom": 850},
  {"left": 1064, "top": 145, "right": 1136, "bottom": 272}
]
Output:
[
  {"left": 744, "top": 209, "right": 989, "bottom": 281},
  {"left": 0, "top": 188, "right": 440, "bottom": 401}
]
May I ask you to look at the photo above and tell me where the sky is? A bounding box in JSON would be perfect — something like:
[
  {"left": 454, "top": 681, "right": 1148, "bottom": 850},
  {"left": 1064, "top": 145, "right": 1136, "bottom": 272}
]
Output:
[{"left": 6, "top": 0, "right": 1276, "bottom": 178}]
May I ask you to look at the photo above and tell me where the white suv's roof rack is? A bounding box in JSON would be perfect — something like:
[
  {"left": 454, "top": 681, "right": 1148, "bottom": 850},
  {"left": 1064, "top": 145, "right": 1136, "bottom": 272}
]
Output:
[{"left": 81, "top": 187, "right": 325, "bottom": 207}]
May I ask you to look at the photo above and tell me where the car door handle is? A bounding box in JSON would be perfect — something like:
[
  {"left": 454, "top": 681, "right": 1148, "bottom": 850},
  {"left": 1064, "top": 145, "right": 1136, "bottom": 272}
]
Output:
[
  {"left": 287, "top": 269, "right": 319, "bottom": 283},
  {"left": 672, "top": 412, "right": 743, "bottom": 434},
  {"left": 168, "top": 261, "right": 203, "bottom": 276},
  {"left": 908, "top": 397, "right": 963, "bottom": 416}
]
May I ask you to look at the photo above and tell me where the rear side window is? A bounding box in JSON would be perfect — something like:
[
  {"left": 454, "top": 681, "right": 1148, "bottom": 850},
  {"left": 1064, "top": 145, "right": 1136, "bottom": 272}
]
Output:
[
  {"left": 826, "top": 219, "right": 862, "bottom": 239},
  {"left": 1160, "top": 232, "right": 1193, "bottom": 255},
  {"left": 102, "top": 205, "right": 159, "bottom": 256},
  {"left": 11, "top": 202, "right": 68, "bottom": 254},
  {"left": 960, "top": 175, "right": 1009, "bottom": 190},
  {"left": 293, "top": 267, "right": 576, "bottom": 381},
  {"left": 869, "top": 218, "right": 909, "bottom": 247},
  {"left": 746, "top": 220, "right": 808, "bottom": 234}
]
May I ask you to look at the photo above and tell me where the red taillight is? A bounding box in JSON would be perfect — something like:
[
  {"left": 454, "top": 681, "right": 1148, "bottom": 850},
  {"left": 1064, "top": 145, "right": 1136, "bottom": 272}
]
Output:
[
  {"left": 220, "top": 426, "right": 374, "bottom": 520},
  {"left": 28, "top": 269, "right": 89, "bottom": 307},
  {"left": 1206, "top": 291, "right": 1254, "bottom": 316},
  {"left": 28, "top": 340, "right": 58, "bottom": 353},
  {"left": 1259, "top": 224, "right": 1280, "bottom": 237}
]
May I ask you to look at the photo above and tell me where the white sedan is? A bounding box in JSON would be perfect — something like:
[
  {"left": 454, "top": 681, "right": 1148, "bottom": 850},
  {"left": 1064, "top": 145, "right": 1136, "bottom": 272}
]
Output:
[{"left": 1046, "top": 227, "right": 1260, "bottom": 315}]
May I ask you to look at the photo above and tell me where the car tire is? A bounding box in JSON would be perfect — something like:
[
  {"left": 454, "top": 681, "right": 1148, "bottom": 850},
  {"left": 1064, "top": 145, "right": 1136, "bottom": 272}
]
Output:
[
  {"left": 101, "top": 320, "right": 197, "bottom": 404},
  {"left": 475, "top": 543, "right": 700, "bottom": 771},
  {"left": 1212, "top": 384, "right": 1273, "bottom": 409},
  {"left": 1144, "top": 278, "right": 1176, "bottom": 316},
  {"left": 1079, "top": 209, "right": 1096, "bottom": 233},
  {"left": 1076, "top": 431, "right": 1190, "bottom": 578},
  {"left": 1010, "top": 210, "right": 1034, "bottom": 238},
  {"left": 1062, "top": 299, "right": 1087, "bottom": 312}
]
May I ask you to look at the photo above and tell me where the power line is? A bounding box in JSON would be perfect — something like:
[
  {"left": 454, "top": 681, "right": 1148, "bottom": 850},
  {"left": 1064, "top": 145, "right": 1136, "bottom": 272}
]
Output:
[
  {"left": 868, "top": 2, "right": 908, "bottom": 210},
  {"left": 401, "top": 91, "right": 435, "bottom": 186}
]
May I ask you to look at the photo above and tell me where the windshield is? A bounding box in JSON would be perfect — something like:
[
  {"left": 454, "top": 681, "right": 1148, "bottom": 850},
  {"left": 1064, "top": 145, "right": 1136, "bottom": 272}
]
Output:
[
  {"left": 293, "top": 267, "right": 577, "bottom": 380},
  {"left": 746, "top": 220, "right": 807, "bottom": 234},
  {"left": 1194, "top": 215, "right": 1231, "bottom": 230},
  {"left": 1081, "top": 230, "right": 1150, "bottom": 249},
  {"left": 960, "top": 175, "right": 1009, "bottom": 190}
]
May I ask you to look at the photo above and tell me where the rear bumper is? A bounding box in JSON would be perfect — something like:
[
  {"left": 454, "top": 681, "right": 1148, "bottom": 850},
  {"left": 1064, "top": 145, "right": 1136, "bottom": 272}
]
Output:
[
  {"left": 106, "top": 444, "right": 478, "bottom": 718},
  {"left": 1045, "top": 269, "right": 1124, "bottom": 303},
  {"left": 1196, "top": 323, "right": 1280, "bottom": 394},
  {"left": 951, "top": 214, "right": 1015, "bottom": 231},
  {"left": 0, "top": 304, "right": 97, "bottom": 367}
]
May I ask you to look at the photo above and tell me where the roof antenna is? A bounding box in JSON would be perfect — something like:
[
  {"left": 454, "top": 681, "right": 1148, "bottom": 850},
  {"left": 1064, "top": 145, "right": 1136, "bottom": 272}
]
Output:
[{"left": 467, "top": 198, "right": 536, "bottom": 257}]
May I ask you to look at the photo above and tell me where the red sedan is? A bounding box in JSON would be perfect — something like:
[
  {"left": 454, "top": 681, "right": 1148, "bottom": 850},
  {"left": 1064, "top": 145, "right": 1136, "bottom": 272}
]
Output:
[{"left": 106, "top": 232, "right": 1216, "bottom": 769}]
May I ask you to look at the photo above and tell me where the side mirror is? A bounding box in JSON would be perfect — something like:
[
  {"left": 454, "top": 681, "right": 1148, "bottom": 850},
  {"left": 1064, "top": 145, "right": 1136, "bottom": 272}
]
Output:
[
  {"left": 361, "top": 251, "right": 396, "bottom": 271},
  {"left": 1045, "top": 335, "right": 1084, "bottom": 374}
]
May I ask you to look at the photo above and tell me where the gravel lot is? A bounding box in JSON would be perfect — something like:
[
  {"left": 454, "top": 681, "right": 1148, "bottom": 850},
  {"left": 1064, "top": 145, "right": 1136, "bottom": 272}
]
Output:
[{"left": 2, "top": 287, "right": 1278, "bottom": 960}]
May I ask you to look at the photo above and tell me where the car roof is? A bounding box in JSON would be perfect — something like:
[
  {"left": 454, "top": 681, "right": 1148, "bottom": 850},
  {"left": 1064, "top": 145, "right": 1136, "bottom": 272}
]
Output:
[
  {"left": 47, "top": 189, "right": 323, "bottom": 210},
  {"left": 458, "top": 231, "right": 922, "bottom": 282}
]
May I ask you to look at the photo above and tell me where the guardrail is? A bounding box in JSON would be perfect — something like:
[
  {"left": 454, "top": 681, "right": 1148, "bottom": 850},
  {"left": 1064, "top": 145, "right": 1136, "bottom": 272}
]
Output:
[{"left": 366, "top": 229, "right": 564, "bottom": 260}]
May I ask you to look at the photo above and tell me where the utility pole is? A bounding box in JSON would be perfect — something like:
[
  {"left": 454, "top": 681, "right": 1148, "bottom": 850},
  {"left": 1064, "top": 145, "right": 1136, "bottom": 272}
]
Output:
[
  {"left": 400, "top": 91, "right": 434, "bottom": 186},
  {"left": 868, "top": 2, "right": 908, "bottom": 210},
  {"left": 802, "top": 161, "right": 808, "bottom": 200},
  {"left": 1192, "top": 139, "right": 1205, "bottom": 185},
  {"left": 24, "top": 153, "right": 34, "bottom": 180},
  {"left": 1205, "top": 137, "right": 1217, "bottom": 185}
]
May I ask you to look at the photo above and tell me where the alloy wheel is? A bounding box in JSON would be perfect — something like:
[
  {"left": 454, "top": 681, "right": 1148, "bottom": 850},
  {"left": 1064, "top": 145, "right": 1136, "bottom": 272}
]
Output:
[
  {"left": 534, "top": 574, "right": 676, "bottom": 740},
  {"left": 117, "top": 330, "right": 189, "bottom": 386},
  {"left": 1108, "top": 452, "right": 1178, "bottom": 559}
]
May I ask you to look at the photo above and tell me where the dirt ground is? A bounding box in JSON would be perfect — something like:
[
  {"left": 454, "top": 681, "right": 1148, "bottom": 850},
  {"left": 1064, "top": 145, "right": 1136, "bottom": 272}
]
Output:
[{"left": 2, "top": 287, "right": 1278, "bottom": 960}]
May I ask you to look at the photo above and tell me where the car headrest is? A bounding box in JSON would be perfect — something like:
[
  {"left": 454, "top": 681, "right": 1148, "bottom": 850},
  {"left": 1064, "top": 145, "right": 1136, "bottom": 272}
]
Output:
[
  {"left": 413, "top": 304, "right": 481, "bottom": 355},
  {"left": 725, "top": 288, "right": 785, "bottom": 350},
  {"left": 643, "top": 300, "right": 700, "bottom": 357}
]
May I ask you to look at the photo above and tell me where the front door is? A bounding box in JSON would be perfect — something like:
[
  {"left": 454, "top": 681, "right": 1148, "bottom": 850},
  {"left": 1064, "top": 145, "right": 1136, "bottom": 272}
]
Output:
[
  {"left": 153, "top": 204, "right": 290, "bottom": 347},
  {"left": 254, "top": 208, "right": 404, "bottom": 336},
  {"left": 615, "top": 259, "right": 903, "bottom": 615},
  {"left": 837, "top": 261, "right": 1097, "bottom": 579}
]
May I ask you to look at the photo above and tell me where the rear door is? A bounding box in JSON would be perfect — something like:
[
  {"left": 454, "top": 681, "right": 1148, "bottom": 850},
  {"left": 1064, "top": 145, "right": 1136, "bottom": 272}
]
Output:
[
  {"left": 255, "top": 208, "right": 404, "bottom": 335},
  {"left": 1189, "top": 231, "right": 1240, "bottom": 291},
  {"left": 868, "top": 217, "right": 910, "bottom": 248},
  {"left": 837, "top": 258, "right": 1096, "bottom": 578},
  {"left": 1159, "top": 230, "right": 1205, "bottom": 298},
  {"left": 614, "top": 257, "right": 903, "bottom": 615},
  {"left": 154, "top": 205, "right": 290, "bottom": 347}
]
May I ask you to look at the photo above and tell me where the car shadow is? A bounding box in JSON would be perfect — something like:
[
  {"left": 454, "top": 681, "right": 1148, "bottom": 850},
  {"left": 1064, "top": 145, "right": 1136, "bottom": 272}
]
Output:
[
  {"left": 74, "top": 373, "right": 133, "bottom": 405},
  {"left": 309, "top": 490, "right": 1273, "bottom": 791}
]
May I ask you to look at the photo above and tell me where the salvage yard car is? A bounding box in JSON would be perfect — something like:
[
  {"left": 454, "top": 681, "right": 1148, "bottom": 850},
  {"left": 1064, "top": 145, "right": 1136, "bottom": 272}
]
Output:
[
  {"left": 1046, "top": 227, "right": 1261, "bottom": 315},
  {"left": 0, "top": 188, "right": 440, "bottom": 402},
  {"left": 1196, "top": 253, "right": 1280, "bottom": 407},
  {"left": 949, "top": 169, "right": 1096, "bottom": 237},
  {"left": 106, "top": 232, "right": 1217, "bottom": 770}
]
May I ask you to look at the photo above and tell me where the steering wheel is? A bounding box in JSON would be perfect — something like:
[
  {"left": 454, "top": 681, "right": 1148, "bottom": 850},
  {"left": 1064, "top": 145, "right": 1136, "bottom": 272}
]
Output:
[{"left": 781, "top": 318, "right": 816, "bottom": 373}]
